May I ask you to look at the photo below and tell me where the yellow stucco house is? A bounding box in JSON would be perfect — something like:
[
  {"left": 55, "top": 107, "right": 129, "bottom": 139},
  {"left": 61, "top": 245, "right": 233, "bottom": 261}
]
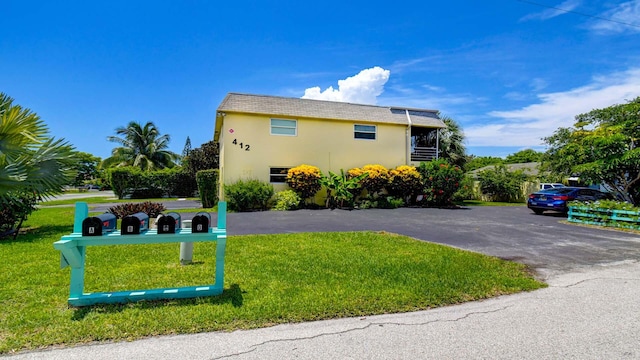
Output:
[{"left": 214, "top": 93, "right": 446, "bottom": 198}]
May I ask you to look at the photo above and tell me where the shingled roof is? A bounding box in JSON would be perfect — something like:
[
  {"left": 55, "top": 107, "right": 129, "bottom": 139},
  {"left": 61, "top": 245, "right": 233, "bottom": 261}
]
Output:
[{"left": 217, "top": 93, "right": 446, "bottom": 128}]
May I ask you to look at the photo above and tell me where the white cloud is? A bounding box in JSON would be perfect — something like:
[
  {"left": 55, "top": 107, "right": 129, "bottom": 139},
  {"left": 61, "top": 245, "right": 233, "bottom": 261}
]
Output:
[
  {"left": 467, "top": 67, "right": 640, "bottom": 147},
  {"left": 590, "top": 0, "right": 640, "bottom": 33},
  {"left": 520, "top": 0, "right": 581, "bottom": 21},
  {"left": 301, "top": 66, "right": 390, "bottom": 104}
]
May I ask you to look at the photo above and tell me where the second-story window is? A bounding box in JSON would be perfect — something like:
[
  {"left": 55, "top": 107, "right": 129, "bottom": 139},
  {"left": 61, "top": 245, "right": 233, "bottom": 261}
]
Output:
[
  {"left": 271, "top": 119, "right": 297, "bottom": 136},
  {"left": 354, "top": 124, "right": 376, "bottom": 140}
]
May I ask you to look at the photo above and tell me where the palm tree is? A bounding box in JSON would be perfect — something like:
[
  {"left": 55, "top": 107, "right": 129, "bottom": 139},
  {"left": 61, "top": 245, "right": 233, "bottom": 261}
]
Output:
[
  {"left": 103, "top": 121, "right": 179, "bottom": 171},
  {"left": 438, "top": 116, "right": 467, "bottom": 169},
  {"left": 0, "top": 93, "right": 76, "bottom": 198}
]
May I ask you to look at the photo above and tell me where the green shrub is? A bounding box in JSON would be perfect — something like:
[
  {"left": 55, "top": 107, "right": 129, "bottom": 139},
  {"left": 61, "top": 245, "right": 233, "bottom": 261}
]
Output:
[
  {"left": 272, "top": 190, "right": 301, "bottom": 211},
  {"left": 196, "top": 169, "right": 219, "bottom": 208},
  {"left": 0, "top": 191, "right": 38, "bottom": 238},
  {"left": 107, "top": 167, "right": 197, "bottom": 199},
  {"left": 418, "top": 159, "right": 464, "bottom": 207},
  {"left": 286, "top": 164, "right": 322, "bottom": 201},
  {"left": 107, "top": 202, "right": 166, "bottom": 219},
  {"left": 225, "top": 179, "right": 274, "bottom": 212},
  {"left": 477, "top": 165, "right": 528, "bottom": 202},
  {"left": 452, "top": 174, "right": 476, "bottom": 202},
  {"left": 358, "top": 195, "right": 404, "bottom": 209},
  {"left": 387, "top": 165, "right": 422, "bottom": 204}
]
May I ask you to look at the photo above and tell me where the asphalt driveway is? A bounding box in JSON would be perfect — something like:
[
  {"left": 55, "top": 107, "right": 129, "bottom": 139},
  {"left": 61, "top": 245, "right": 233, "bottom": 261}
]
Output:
[
  {"left": 83, "top": 196, "right": 640, "bottom": 278},
  {"left": 224, "top": 206, "right": 640, "bottom": 278}
]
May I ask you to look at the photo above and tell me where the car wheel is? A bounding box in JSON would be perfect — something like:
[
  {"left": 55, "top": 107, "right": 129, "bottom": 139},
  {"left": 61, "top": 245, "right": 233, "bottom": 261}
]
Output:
[{"left": 532, "top": 209, "right": 544, "bottom": 215}]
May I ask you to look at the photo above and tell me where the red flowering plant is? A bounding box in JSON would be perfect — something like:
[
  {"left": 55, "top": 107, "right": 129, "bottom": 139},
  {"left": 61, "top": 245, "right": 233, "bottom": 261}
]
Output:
[{"left": 417, "top": 159, "right": 464, "bottom": 207}]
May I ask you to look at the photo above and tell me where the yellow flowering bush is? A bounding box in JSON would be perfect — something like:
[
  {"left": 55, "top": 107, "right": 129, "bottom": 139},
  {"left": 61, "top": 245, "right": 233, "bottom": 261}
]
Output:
[
  {"left": 286, "top": 164, "right": 322, "bottom": 200},
  {"left": 387, "top": 165, "right": 422, "bottom": 201},
  {"left": 348, "top": 164, "right": 389, "bottom": 195}
]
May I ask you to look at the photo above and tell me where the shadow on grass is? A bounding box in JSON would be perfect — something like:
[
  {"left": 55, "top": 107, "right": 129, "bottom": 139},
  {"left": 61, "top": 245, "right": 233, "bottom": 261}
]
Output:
[
  {"left": 71, "top": 283, "right": 244, "bottom": 320},
  {"left": 0, "top": 225, "right": 70, "bottom": 244}
]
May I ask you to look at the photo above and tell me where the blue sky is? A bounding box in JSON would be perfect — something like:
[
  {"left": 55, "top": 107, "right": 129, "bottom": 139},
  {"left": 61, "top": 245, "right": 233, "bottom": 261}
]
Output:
[{"left": 3, "top": 0, "right": 640, "bottom": 159}]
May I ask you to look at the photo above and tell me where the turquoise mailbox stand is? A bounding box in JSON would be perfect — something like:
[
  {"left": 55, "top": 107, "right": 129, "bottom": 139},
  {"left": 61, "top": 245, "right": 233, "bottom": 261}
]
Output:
[{"left": 54, "top": 202, "right": 227, "bottom": 306}]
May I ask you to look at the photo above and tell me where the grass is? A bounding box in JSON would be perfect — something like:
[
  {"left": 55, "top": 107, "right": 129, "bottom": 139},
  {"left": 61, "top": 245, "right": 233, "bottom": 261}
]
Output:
[
  {"left": 40, "top": 197, "right": 199, "bottom": 206},
  {"left": 0, "top": 207, "right": 545, "bottom": 354}
]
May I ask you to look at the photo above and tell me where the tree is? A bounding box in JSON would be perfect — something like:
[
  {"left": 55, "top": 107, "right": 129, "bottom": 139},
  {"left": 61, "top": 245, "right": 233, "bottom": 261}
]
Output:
[
  {"left": 103, "top": 121, "right": 179, "bottom": 171},
  {"left": 70, "top": 151, "right": 101, "bottom": 187},
  {"left": 504, "top": 149, "right": 543, "bottom": 164},
  {"left": 183, "top": 140, "right": 219, "bottom": 176},
  {"left": 542, "top": 97, "right": 640, "bottom": 204},
  {"left": 182, "top": 136, "right": 192, "bottom": 158},
  {"left": 438, "top": 116, "right": 467, "bottom": 169},
  {"left": 0, "top": 93, "right": 76, "bottom": 198},
  {"left": 465, "top": 155, "right": 504, "bottom": 172}
]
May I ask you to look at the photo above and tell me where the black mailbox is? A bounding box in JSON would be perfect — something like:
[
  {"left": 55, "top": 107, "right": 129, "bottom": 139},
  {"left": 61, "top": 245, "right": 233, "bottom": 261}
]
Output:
[
  {"left": 192, "top": 212, "right": 211, "bottom": 233},
  {"left": 157, "top": 212, "right": 182, "bottom": 234},
  {"left": 82, "top": 213, "right": 117, "bottom": 236},
  {"left": 121, "top": 212, "right": 150, "bottom": 235}
]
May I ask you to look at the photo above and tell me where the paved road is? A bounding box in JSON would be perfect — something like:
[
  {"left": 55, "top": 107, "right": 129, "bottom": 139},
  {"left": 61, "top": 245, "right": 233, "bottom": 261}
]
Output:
[{"left": 9, "top": 204, "right": 640, "bottom": 359}]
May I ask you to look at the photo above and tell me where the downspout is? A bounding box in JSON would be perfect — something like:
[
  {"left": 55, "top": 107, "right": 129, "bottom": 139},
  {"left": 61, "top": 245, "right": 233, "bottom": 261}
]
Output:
[
  {"left": 405, "top": 110, "right": 412, "bottom": 165},
  {"left": 216, "top": 112, "right": 226, "bottom": 201},
  {"left": 436, "top": 128, "right": 439, "bottom": 160}
]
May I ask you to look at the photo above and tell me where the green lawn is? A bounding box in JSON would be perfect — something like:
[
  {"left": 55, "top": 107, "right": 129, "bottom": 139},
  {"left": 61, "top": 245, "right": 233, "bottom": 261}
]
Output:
[
  {"left": 0, "top": 207, "right": 545, "bottom": 354},
  {"left": 39, "top": 197, "right": 199, "bottom": 206}
]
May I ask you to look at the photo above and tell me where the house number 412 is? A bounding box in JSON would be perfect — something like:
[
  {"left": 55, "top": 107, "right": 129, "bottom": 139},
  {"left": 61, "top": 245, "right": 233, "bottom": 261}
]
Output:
[{"left": 232, "top": 139, "right": 250, "bottom": 151}]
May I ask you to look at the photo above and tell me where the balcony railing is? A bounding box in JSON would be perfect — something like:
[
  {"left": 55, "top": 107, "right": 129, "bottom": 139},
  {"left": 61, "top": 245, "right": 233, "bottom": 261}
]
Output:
[{"left": 411, "top": 146, "right": 437, "bottom": 162}]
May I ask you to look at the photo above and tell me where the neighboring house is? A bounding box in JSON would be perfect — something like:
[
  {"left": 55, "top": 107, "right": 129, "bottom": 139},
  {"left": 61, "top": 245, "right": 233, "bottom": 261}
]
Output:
[{"left": 213, "top": 93, "right": 446, "bottom": 198}]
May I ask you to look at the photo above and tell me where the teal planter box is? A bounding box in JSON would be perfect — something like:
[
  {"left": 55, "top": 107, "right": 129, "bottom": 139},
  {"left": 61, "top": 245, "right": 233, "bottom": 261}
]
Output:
[{"left": 568, "top": 206, "right": 640, "bottom": 230}]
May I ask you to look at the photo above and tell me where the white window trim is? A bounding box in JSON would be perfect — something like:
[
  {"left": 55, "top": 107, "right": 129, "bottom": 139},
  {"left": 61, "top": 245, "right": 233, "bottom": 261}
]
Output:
[
  {"left": 354, "top": 124, "right": 377, "bottom": 140},
  {"left": 270, "top": 119, "right": 298, "bottom": 136}
]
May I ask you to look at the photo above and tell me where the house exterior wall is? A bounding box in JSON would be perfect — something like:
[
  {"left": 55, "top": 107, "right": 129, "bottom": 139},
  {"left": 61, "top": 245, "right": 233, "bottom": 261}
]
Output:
[{"left": 218, "top": 112, "right": 408, "bottom": 197}]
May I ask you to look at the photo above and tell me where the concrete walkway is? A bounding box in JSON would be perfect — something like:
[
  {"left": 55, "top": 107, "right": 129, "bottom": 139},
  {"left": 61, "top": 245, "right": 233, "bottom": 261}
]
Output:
[{"left": 10, "top": 260, "right": 640, "bottom": 359}]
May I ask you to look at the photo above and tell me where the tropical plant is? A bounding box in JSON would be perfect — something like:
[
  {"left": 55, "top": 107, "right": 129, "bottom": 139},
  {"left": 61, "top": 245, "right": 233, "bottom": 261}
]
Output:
[
  {"left": 0, "top": 93, "right": 76, "bottom": 199},
  {"left": 103, "top": 121, "right": 179, "bottom": 171},
  {"left": 286, "top": 164, "right": 322, "bottom": 201},
  {"left": 348, "top": 164, "right": 389, "bottom": 196},
  {"left": 418, "top": 159, "right": 464, "bottom": 207},
  {"left": 542, "top": 97, "right": 640, "bottom": 204},
  {"left": 387, "top": 165, "right": 423, "bottom": 204},
  {"left": 438, "top": 116, "right": 467, "bottom": 169},
  {"left": 320, "top": 169, "right": 368, "bottom": 209}
]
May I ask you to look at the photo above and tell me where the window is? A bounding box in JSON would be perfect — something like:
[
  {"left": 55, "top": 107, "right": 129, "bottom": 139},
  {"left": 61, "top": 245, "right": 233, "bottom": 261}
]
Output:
[
  {"left": 271, "top": 119, "right": 297, "bottom": 136},
  {"left": 270, "top": 167, "right": 290, "bottom": 183},
  {"left": 354, "top": 124, "right": 376, "bottom": 140}
]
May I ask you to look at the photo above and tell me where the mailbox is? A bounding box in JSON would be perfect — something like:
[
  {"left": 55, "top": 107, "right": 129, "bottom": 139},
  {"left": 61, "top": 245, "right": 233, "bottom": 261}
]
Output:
[
  {"left": 121, "top": 212, "right": 150, "bottom": 235},
  {"left": 157, "top": 212, "right": 182, "bottom": 234},
  {"left": 192, "top": 212, "right": 211, "bottom": 233},
  {"left": 81, "top": 213, "right": 117, "bottom": 236}
]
